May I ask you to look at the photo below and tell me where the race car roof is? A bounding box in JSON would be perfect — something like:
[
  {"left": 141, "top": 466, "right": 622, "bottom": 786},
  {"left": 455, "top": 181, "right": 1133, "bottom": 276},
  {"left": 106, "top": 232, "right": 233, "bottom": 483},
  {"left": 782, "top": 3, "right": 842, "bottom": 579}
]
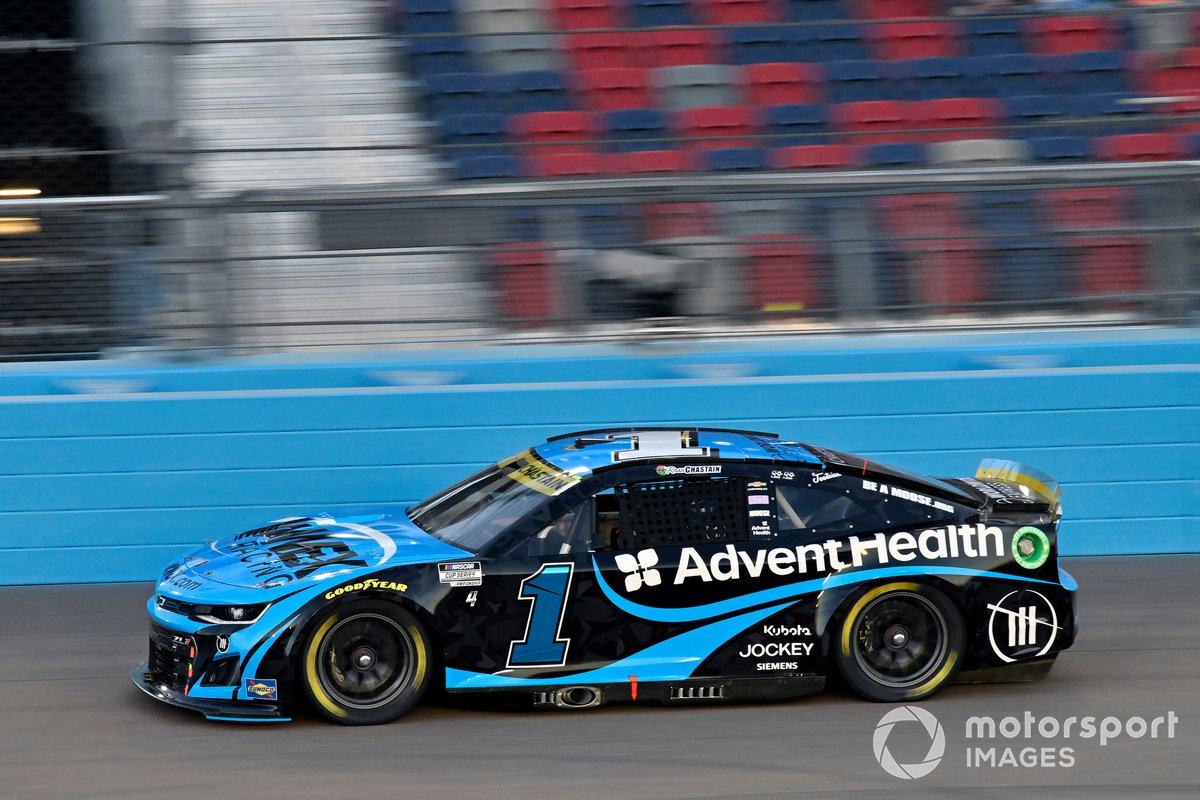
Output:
[{"left": 534, "top": 427, "right": 825, "bottom": 477}]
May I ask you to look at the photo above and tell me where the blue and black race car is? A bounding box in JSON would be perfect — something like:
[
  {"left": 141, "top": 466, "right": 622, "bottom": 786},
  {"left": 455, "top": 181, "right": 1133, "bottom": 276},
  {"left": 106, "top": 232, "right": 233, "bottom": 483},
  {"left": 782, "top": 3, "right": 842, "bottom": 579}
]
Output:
[{"left": 132, "top": 427, "right": 1078, "bottom": 724}]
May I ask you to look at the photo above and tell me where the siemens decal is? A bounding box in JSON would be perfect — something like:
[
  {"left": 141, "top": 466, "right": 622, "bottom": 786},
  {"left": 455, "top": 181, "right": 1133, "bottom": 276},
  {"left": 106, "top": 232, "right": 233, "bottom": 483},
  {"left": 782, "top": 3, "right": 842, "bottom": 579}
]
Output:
[{"left": 672, "top": 524, "right": 1005, "bottom": 586}]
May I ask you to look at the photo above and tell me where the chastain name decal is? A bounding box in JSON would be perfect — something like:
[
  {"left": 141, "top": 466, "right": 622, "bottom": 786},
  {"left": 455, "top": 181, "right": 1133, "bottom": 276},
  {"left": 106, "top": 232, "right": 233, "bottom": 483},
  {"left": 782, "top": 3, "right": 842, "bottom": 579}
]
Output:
[{"left": 656, "top": 464, "right": 722, "bottom": 476}]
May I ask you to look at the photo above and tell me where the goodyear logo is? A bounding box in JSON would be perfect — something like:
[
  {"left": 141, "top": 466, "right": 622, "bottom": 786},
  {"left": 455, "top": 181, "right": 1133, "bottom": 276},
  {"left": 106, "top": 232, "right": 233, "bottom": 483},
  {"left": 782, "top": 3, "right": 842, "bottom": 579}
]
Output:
[
  {"left": 324, "top": 578, "right": 408, "bottom": 600},
  {"left": 245, "top": 678, "right": 278, "bottom": 700},
  {"left": 498, "top": 450, "right": 581, "bottom": 496}
]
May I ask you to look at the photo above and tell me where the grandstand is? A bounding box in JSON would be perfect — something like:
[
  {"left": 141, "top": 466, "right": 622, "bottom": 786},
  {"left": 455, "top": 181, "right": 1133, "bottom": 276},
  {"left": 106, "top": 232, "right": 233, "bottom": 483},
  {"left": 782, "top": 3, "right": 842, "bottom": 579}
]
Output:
[{"left": 0, "top": 0, "right": 1197, "bottom": 355}]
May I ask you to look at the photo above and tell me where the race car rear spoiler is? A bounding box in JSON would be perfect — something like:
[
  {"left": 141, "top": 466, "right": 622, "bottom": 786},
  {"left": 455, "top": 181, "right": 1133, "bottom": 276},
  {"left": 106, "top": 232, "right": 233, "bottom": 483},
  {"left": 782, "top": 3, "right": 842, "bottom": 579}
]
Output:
[{"left": 975, "top": 458, "right": 1062, "bottom": 508}]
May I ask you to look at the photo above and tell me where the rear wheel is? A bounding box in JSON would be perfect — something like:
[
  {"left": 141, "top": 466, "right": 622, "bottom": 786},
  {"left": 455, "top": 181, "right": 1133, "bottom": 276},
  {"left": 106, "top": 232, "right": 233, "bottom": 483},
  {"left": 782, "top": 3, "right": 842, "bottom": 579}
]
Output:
[
  {"left": 302, "top": 600, "right": 432, "bottom": 725},
  {"left": 835, "top": 582, "right": 963, "bottom": 702}
]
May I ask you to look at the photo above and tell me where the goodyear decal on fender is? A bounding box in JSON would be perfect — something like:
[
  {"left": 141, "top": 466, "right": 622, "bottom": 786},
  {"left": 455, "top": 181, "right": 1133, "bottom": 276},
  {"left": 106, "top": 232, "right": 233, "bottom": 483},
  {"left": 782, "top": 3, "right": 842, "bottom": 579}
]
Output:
[
  {"left": 245, "top": 678, "right": 278, "bottom": 701},
  {"left": 324, "top": 578, "right": 408, "bottom": 600},
  {"left": 498, "top": 449, "right": 581, "bottom": 496}
]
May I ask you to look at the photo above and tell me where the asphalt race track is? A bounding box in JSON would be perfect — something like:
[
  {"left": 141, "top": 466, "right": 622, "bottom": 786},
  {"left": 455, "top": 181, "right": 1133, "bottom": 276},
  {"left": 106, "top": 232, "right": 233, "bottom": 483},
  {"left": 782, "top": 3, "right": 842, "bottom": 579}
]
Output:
[{"left": 2, "top": 556, "right": 1196, "bottom": 800}]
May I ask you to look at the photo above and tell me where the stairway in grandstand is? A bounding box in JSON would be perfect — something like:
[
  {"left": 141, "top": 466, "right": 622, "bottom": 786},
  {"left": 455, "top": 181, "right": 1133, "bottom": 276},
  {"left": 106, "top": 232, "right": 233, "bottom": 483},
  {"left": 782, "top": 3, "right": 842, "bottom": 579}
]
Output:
[{"left": 161, "top": 0, "right": 439, "bottom": 191}]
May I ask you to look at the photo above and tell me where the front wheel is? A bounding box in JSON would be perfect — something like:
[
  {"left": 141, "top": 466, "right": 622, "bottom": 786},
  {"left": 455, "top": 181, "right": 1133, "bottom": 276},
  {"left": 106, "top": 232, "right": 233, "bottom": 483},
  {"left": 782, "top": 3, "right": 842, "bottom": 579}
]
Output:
[
  {"left": 302, "top": 600, "right": 432, "bottom": 725},
  {"left": 835, "top": 582, "right": 964, "bottom": 702}
]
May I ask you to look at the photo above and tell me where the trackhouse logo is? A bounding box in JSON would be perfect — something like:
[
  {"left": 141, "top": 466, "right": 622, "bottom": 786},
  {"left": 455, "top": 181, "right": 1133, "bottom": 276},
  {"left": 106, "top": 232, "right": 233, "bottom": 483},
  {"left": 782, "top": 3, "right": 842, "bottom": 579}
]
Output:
[
  {"left": 616, "top": 525, "right": 1005, "bottom": 592},
  {"left": 987, "top": 589, "right": 1059, "bottom": 663}
]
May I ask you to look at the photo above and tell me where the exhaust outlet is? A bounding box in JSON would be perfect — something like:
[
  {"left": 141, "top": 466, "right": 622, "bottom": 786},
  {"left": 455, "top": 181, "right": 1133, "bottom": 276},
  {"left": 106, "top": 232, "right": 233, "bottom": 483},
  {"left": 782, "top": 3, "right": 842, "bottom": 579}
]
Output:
[{"left": 555, "top": 686, "right": 602, "bottom": 709}]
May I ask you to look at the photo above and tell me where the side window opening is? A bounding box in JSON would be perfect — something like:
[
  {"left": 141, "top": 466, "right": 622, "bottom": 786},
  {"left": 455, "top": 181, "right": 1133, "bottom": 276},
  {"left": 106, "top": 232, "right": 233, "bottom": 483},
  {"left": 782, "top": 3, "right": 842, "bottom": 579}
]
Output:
[
  {"left": 775, "top": 476, "right": 958, "bottom": 535},
  {"left": 611, "top": 477, "right": 748, "bottom": 550}
]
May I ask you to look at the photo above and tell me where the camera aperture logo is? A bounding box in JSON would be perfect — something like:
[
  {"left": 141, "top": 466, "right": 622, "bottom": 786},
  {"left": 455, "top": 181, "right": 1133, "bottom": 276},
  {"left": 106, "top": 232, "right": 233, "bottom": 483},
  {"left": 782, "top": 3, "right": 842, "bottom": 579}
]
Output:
[
  {"left": 873, "top": 707, "right": 1180, "bottom": 778},
  {"left": 873, "top": 706, "right": 946, "bottom": 779}
]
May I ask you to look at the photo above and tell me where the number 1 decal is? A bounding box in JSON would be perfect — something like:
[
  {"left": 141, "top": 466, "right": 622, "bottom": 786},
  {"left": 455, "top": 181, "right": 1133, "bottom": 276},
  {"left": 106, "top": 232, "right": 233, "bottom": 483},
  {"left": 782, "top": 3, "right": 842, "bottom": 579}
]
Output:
[{"left": 507, "top": 563, "right": 574, "bottom": 668}]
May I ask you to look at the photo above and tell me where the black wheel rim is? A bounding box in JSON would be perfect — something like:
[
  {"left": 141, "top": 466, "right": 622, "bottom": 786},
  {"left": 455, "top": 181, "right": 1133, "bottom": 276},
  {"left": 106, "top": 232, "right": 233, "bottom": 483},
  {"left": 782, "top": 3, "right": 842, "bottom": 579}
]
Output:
[
  {"left": 852, "top": 591, "right": 948, "bottom": 689},
  {"left": 317, "top": 613, "right": 417, "bottom": 709}
]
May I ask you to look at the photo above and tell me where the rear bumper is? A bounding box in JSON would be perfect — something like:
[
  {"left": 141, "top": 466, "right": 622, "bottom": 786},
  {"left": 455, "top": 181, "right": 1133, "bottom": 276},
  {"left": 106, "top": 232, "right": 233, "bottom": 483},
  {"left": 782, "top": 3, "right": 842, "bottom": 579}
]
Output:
[{"left": 130, "top": 664, "right": 290, "bottom": 723}]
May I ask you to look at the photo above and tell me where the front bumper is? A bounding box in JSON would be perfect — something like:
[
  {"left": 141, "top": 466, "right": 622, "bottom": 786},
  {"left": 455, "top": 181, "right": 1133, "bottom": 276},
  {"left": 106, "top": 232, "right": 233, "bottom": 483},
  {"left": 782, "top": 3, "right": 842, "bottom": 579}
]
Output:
[{"left": 131, "top": 663, "right": 290, "bottom": 722}]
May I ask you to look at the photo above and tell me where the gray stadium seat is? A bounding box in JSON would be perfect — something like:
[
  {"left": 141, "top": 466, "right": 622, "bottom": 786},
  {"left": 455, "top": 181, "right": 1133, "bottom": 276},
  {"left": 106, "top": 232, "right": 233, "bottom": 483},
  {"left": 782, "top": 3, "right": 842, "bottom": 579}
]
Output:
[
  {"left": 653, "top": 64, "right": 737, "bottom": 110},
  {"left": 927, "top": 138, "right": 1028, "bottom": 166}
]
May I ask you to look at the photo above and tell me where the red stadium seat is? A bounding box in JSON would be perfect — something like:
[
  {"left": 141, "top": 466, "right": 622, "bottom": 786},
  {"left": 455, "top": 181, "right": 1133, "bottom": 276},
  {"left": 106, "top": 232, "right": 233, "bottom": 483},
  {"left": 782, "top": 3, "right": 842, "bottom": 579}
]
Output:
[
  {"left": 644, "top": 27, "right": 721, "bottom": 68},
  {"left": 769, "top": 143, "right": 857, "bottom": 169},
  {"left": 1025, "top": 16, "right": 1116, "bottom": 55},
  {"left": 510, "top": 111, "right": 597, "bottom": 147},
  {"left": 490, "top": 243, "right": 554, "bottom": 325},
  {"left": 551, "top": 0, "right": 624, "bottom": 31},
  {"left": 1040, "top": 187, "right": 1130, "bottom": 229},
  {"left": 644, "top": 202, "right": 717, "bottom": 239},
  {"left": 575, "top": 68, "right": 654, "bottom": 111},
  {"left": 907, "top": 239, "right": 986, "bottom": 309},
  {"left": 871, "top": 22, "right": 961, "bottom": 61},
  {"left": 676, "top": 105, "right": 759, "bottom": 150},
  {"left": 566, "top": 32, "right": 646, "bottom": 71},
  {"left": 697, "top": 0, "right": 781, "bottom": 25},
  {"left": 743, "top": 62, "right": 824, "bottom": 106},
  {"left": 916, "top": 97, "right": 1000, "bottom": 142},
  {"left": 878, "top": 192, "right": 970, "bottom": 235},
  {"left": 859, "top": 0, "right": 938, "bottom": 19},
  {"left": 1139, "top": 48, "right": 1200, "bottom": 117},
  {"left": 522, "top": 149, "right": 608, "bottom": 177},
  {"left": 833, "top": 100, "right": 914, "bottom": 145},
  {"left": 1068, "top": 235, "right": 1147, "bottom": 299},
  {"left": 743, "top": 233, "right": 824, "bottom": 311},
  {"left": 1095, "top": 133, "right": 1187, "bottom": 161},
  {"left": 609, "top": 149, "right": 694, "bottom": 174}
]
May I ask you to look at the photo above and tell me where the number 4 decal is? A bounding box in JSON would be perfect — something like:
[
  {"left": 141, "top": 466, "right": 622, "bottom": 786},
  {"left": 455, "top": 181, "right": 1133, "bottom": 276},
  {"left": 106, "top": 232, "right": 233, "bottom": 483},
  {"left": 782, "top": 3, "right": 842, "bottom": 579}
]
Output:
[{"left": 507, "top": 563, "right": 574, "bottom": 668}]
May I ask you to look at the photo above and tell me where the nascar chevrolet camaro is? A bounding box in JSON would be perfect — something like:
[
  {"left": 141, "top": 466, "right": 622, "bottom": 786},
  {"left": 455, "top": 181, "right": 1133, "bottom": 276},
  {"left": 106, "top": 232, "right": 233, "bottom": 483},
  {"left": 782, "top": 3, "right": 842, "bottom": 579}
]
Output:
[{"left": 133, "top": 427, "right": 1078, "bottom": 724}]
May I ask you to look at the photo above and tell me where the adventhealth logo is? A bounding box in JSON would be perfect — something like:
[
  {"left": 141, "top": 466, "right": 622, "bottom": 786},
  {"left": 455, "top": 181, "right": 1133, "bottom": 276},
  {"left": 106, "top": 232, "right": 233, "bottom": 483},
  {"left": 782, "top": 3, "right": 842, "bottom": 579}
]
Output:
[
  {"left": 617, "top": 525, "right": 1005, "bottom": 591},
  {"left": 614, "top": 550, "right": 662, "bottom": 592}
]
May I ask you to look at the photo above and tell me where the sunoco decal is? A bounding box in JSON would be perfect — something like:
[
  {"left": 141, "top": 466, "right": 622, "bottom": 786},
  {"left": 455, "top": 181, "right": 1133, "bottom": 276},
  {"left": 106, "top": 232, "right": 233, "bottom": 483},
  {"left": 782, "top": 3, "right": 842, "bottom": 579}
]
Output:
[{"left": 245, "top": 678, "right": 278, "bottom": 700}]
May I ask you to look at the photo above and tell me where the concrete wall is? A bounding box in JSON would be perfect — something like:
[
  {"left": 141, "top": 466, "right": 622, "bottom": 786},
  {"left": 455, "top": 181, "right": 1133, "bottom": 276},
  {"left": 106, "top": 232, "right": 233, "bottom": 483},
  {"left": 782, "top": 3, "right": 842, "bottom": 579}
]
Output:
[{"left": 1, "top": 329, "right": 1195, "bottom": 585}]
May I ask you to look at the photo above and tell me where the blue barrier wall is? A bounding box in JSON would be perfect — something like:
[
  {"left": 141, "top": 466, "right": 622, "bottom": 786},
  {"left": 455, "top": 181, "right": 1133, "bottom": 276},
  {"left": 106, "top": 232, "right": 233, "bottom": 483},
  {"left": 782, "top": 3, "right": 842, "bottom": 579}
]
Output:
[{"left": 1, "top": 328, "right": 1196, "bottom": 584}]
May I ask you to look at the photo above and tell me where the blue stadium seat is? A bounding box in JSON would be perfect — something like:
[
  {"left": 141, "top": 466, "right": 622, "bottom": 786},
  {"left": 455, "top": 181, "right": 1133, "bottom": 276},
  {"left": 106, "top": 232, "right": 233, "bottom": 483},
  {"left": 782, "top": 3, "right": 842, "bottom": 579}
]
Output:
[
  {"left": 788, "top": 0, "right": 849, "bottom": 21},
  {"left": 703, "top": 146, "right": 770, "bottom": 171},
  {"left": 824, "top": 60, "right": 893, "bottom": 103},
  {"left": 422, "top": 72, "right": 492, "bottom": 117},
  {"left": 797, "top": 25, "right": 868, "bottom": 62},
  {"left": 1052, "top": 50, "right": 1130, "bottom": 95},
  {"left": 496, "top": 70, "right": 573, "bottom": 114},
  {"left": 439, "top": 112, "right": 510, "bottom": 159},
  {"left": 1076, "top": 92, "right": 1149, "bottom": 137},
  {"left": 453, "top": 154, "right": 521, "bottom": 180},
  {"left": 988, "top": 239, "right": 1065, "bottom": 302},
  {"left": 964, "top": 18, "right": 1026, "bottom": 57},
  {"left": 968, "top": 54, "right": 1045, "bottom": 98},
  {"left": 974, "top": 191, "right": 1040, "bottom": 233},
  {"left": 1027, "top": 135, "right": 1093, "bottom": 162},
  {"left": 578, "top": 205, "right": 634, "bottom": 246},
  {"left": 902, "top": 57, "right": 971, "bottom": 100},
  {"left": 402, "top": 0, "right": 460, "bottom": 34},
  {"left": 864, "top": 141, "right": 925, "bottom": 167},
  {"left": 727, "top": 27, "right": 795, "bottom": 65},
  {"left": 765, "top": 103, "right": 829, "bottom": 145},
  {"left": 605, "top": 108, "right": 671, "bottom": 152},
  {"left": 407, "top": 36, "right": 474, "bottom": 75},
  {"left": 629, "top": 0, "right": 693, "bottom": 27},
  {"left": 1005, "top": 94, "right": 1075, "bottom": 139}
]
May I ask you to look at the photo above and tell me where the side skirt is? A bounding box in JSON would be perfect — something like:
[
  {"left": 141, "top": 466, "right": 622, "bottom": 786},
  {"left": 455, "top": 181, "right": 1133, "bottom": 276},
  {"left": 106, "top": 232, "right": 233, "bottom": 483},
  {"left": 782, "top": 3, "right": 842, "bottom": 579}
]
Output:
[
  {"left": 954, "top": 656, "right": 1058, "bottom": 685},
  {"left": 448, "top": 675, "right": 826, "bottom": 709}
]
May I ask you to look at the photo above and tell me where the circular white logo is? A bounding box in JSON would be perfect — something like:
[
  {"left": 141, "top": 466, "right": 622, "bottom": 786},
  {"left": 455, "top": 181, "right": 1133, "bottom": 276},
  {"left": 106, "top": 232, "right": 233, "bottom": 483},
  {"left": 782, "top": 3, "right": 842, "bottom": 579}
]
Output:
[{"left": 873, "top": 705, "right": 945, "bottom": 780}]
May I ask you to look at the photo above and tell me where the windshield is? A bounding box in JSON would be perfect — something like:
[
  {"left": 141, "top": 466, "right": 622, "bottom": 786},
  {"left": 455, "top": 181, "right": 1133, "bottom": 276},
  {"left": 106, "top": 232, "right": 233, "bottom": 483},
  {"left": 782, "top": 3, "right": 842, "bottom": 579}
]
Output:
[{"left": 407, "top": 464, "right": 551, "bottom": 552}]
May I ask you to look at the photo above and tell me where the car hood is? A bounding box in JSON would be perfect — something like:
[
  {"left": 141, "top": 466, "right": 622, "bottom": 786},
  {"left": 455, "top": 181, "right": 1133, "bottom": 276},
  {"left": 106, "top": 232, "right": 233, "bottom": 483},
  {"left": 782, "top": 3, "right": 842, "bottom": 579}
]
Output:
[{"left": 159, "top": 510, "right": 471, "bottom": 599}]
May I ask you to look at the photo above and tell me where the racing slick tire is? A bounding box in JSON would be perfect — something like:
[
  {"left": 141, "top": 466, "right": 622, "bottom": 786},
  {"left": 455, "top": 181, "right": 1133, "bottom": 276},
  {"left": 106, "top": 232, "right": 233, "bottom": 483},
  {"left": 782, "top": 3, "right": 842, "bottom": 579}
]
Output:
[
  {"left": 834, "top": 582, "right": 964, "bottom": 703},
  {"left": 302, "top": 599, "right": 432, "bottom": 725}
]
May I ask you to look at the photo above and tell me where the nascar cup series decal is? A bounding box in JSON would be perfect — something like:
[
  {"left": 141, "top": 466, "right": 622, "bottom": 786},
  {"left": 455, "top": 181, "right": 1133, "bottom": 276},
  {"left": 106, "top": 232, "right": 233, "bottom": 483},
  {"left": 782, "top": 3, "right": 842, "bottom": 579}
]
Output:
[{"left": 439, "top": 561, "right": 483, "bottom": 587}]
